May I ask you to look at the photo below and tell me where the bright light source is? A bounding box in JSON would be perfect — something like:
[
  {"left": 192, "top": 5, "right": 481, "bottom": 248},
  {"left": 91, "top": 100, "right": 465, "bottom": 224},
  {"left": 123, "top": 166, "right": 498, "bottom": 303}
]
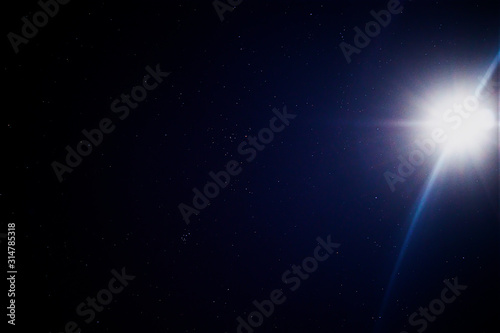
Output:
[
  {"left": 444, "top": 108, "right": 496, "bottom": 154},
  {"left": 412, "top": 82, "right": 497, "bottom": 164}
]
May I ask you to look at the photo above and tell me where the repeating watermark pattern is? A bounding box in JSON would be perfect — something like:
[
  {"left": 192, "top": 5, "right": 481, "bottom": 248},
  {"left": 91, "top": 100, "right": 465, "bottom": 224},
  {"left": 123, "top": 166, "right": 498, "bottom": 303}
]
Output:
[
  {"left": 235, "top": 235, "right": 340, "bottom": 332},
  {"left": 178, "top": 106, "right": 297, "bottom": 225},
  {"left": 7, "top": 0, "right": 71, "bottom": 54},
  {"left": 56, "top": 267, "right": 135, "bottom": 333},
  {"left": 384, "top": 75, "right": 499, "bottom": 192},
  {"left": 339, "top": 0, "right": 403, "bottom": 64},
  {"left": 212, "top": 0, "right": 243, "bottom": 22},
  {"left": 400, "top": 276, "right": 467, "bottom": 333},
  {"left": 51, "top": 63, "right": 170, "bottom": 183}
]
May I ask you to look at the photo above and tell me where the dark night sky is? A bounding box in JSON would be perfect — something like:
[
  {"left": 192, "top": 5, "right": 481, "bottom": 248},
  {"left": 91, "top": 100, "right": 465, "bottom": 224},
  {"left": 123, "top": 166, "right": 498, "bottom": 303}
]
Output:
[{"left": 3, "top": 0, "right": 499, "bottom": 332}]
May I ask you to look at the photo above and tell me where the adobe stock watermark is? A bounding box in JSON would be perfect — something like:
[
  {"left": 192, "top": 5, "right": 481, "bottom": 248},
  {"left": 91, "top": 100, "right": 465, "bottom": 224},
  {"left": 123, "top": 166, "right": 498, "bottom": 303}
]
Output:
[
  {"left": 178, "top": 106, "right": 297, "bottom": 225},
  {"left": 384, "top": 75, "right": 499, "bottom": 192},
  {"left": 7, "top": 0, "right": 71, "bottom": 54},
  {"left": 400, "top": 276, "right": 467, "bottom": 333},
  {"left": 56, "top": 267, "right": 135, "bottom": 333},
  {"left": 235, "top": 235, "right": 340, "bottom": 333},
  {"left": 51, "top": 63, "right": 170, "bottom": 183},
  {"left": 212, "top": 0, "right": 242, "bottom": 22},
  {"left": 339, "top": 0, "right": 403, "bottom": 64}
]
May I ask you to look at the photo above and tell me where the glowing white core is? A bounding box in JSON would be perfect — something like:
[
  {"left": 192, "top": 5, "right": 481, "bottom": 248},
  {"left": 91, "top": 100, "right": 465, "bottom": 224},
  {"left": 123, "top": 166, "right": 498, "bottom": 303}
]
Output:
[{"left": 444, "top": 108, "right": 496, "bottom": 154}]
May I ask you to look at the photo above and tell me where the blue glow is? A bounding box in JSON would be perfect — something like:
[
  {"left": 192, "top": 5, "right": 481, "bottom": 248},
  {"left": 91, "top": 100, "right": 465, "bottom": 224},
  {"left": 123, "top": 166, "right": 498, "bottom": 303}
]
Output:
[{"left": 374, "top": 152, "right": 447, "bottom": 332}]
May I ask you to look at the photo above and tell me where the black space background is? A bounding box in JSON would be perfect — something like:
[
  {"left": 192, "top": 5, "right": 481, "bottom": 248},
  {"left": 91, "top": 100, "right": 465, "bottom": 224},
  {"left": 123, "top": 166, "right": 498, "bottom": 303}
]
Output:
[{"left": 2, "top": 1, "right": 499, "bottom": 332}]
